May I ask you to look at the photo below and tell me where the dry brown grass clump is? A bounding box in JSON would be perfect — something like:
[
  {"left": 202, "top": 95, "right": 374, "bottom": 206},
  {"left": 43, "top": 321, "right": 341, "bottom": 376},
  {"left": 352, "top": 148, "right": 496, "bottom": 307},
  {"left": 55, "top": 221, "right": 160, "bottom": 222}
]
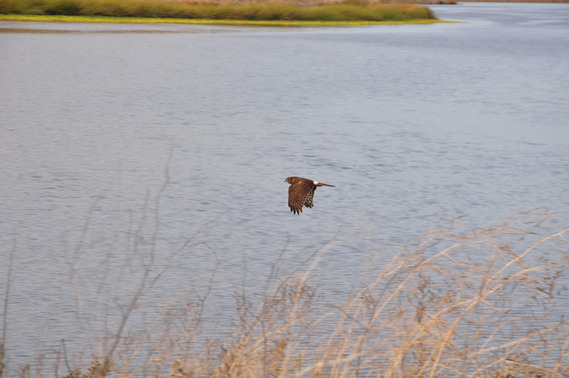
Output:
[
  {"left": 77, "top": 210, "right": 566, "bottom": 377},
  {"left": 7, "top": 210, "right": 569, "bottom": 377}
]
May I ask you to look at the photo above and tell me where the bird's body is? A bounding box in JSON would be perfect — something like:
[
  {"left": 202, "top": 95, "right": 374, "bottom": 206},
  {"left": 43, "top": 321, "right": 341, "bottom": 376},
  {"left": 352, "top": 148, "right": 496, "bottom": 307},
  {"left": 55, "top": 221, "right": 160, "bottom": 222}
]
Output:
[{"left": 284, "top": 176, "right": 335, "bottom": 214}]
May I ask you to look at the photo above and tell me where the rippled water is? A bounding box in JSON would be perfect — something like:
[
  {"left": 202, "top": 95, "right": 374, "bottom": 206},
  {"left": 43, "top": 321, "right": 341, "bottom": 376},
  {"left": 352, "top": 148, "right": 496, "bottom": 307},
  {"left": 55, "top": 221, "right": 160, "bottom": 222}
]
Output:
[{"left": 1, "top": 3, "right": 569, "bottom": 373}]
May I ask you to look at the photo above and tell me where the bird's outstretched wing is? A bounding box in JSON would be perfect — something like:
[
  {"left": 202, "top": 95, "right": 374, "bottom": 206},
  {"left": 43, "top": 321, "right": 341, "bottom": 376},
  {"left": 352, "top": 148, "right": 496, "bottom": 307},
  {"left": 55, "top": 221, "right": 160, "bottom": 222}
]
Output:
[
  {"left": 303, "top": 188, "right": 315, "bottom": 209},
  {"left": 288, "top": 178, "right": 315, "bottom": 214}
]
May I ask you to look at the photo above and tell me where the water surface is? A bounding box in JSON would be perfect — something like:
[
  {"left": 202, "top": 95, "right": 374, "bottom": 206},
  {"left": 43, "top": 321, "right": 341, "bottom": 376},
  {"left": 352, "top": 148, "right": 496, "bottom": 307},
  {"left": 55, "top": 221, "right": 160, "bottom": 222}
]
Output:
[{"left": 1, "top": 3, "right": 568, "bottom": 373}]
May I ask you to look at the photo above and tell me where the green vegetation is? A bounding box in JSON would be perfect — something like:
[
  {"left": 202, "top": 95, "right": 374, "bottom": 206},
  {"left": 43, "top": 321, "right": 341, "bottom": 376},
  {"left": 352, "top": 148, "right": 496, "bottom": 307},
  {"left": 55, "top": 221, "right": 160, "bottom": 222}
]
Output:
[
  {"left": 0, "top": 13, "right": 443, "bottom": 26},
  {"left": 0, "top": 0, "right": 437, "bottom": 24}
]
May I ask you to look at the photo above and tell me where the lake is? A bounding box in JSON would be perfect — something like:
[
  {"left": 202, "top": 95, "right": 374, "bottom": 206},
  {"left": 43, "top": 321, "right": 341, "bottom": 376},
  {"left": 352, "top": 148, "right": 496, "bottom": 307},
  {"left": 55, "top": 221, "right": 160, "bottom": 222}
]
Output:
[{"left": 1, "top": 3, "right": 569, "bottom": 374}]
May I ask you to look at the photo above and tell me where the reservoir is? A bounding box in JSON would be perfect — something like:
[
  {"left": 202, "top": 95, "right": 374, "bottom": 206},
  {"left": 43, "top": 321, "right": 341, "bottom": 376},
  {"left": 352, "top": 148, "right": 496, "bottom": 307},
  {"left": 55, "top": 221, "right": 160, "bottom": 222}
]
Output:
[{"left": 1, "top": 3, "right": 568, "bottom": 375}]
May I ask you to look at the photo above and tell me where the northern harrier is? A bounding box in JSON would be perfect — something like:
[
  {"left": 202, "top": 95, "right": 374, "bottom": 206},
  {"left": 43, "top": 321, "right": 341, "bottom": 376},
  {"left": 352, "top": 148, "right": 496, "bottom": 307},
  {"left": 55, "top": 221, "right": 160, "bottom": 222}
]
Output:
[{"left": 284, "top": 177, "right": 335, "bottom": 214}]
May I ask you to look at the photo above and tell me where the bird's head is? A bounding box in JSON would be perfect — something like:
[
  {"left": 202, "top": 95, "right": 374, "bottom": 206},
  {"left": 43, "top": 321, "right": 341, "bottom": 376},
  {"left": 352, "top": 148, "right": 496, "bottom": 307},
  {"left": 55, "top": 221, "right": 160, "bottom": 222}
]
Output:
[{"left": 285, "top": 177, "right": 299, "bottom": 184}]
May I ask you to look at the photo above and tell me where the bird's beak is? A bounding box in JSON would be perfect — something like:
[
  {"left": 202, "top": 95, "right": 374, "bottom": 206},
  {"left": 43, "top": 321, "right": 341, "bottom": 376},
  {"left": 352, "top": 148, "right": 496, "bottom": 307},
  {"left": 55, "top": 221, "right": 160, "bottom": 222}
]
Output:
[{"left": 284, "top": 179, "right": 287, "bottom": 182}]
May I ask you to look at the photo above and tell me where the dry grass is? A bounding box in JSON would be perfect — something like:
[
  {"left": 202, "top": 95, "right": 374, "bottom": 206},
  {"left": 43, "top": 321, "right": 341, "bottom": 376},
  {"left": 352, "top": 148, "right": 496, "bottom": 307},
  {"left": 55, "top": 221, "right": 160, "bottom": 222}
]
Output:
[{"left": 46, "top": 210, "right": 568, "bottom": 377}]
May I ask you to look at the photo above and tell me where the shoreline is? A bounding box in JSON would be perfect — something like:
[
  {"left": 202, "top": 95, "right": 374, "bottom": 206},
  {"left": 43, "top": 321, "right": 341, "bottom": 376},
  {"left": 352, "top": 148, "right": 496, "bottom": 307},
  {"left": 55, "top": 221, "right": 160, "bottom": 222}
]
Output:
[{"left": 0, "top": 14, "right": 448, "bottom": 27}]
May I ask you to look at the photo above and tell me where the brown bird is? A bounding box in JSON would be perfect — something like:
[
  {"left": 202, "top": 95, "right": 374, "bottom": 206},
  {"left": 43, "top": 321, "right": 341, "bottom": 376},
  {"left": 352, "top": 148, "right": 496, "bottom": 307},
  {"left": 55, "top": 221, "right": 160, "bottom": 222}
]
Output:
[{"left": 284, "top": 177, "right": 335, "bottom": 214}]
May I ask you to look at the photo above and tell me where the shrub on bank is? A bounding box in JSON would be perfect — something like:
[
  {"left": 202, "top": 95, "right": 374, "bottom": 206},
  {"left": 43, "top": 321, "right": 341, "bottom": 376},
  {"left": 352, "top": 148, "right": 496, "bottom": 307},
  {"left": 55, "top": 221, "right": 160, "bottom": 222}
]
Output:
[{"left": 0, "top": 0, "right": 436, "bottom": 21}]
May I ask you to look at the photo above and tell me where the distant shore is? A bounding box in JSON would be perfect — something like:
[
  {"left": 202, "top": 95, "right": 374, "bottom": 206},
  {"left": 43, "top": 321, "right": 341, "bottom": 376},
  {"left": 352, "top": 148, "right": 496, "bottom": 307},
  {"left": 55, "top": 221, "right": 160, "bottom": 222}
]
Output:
[
  {"left": 0, "top": 14, "right": 447, "bottom": 26},
  {"left": 0, "top": 0, "right": 441, "bottom": 26},
  {"left": 423, "top": 0, "right": 569, "bottom": 4},
  {"left": 458, "top": 0, "right": 569, "bottom": 2},
  {"left": 1, "top": 0, "right": 566, "bottom": 28}
]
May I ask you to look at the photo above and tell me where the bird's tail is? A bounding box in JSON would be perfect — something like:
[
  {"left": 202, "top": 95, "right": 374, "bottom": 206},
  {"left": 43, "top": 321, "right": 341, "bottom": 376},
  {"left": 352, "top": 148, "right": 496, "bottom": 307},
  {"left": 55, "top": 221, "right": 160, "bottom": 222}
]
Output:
[{"left": 315, "top": 182, "right": 335, "bottom": 187}]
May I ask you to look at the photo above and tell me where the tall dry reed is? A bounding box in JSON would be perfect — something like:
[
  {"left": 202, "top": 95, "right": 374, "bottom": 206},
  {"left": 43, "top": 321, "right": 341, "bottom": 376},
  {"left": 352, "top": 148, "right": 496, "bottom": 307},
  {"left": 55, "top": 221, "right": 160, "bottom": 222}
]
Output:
[{"left": 55, "top": 210, "right": 568, "bottom": 377}]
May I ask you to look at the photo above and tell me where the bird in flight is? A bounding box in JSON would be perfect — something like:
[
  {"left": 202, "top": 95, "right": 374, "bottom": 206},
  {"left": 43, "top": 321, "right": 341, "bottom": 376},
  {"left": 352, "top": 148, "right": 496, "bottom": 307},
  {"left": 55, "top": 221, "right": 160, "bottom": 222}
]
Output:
[{"left": 284, "top": 177, "right": 335, "bottom": 214}]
